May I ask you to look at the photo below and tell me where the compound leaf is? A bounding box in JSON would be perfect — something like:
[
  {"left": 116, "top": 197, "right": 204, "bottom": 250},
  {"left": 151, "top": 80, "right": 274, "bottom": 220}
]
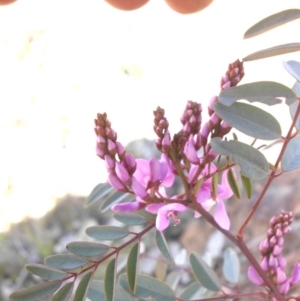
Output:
[
  {"left": 105, "top": 258, "right": 117, "bottom": 301},
  {"left": 66, "top": 241, "right": 109, "bottom": 258},
  {"left": 127, "top": 243, "right": 140, "bottom": 293},
  {"left": 85, "top": 183, "right": 115, "bottom": 207},
  {"left": 44, "top": 254, "right": 87, "bottom": 270},
  {"left": 241, "top": 175, "right": 253, "bottom": 199},
  {"left": 74, "top": 271, "right": 94, "bottom": 301},
  {"left": 113, "top": 212, "right": 148, "bottom": 225},
  {"left": 51, "top": 282, "right": 73, "bottom": 301},
  {"left": 100, "top": 192, "right": 136, "bottom": 213},
  {"left": 155, "top": 230, "right": 174, "bottom": 264},
  {"left": 281, "top": 135, "right": 300, "bottom": 171}
]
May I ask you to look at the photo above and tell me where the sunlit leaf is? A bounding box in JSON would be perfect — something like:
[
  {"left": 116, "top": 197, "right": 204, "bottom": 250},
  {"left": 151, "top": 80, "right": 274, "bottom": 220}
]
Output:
[
  {"left": 127, "top": 243, "right": 139, "bottom": 293},
  {"left": 214, "top": 102, "right": 281, "bottom": 140},
  {"left": 85, "top": 183, "right": 115, "bottom": 207},
  {"left": 241, "top": 175, "right": 253, "bottom": 199},
  {"left": 179, "top": 282, "right": 203, "bottom": 300},
  {"left": 227, "top": 168, "right": 241, "bottom": 199},
  {"left": 45, "top": 254, "right": 87, "bottom": 270},
  {"left": 290, "top": 81, "right": 300, "bottom": 130},
  {"left": 51, "top": 282, "right": 73, "bottom": 301},
  {"left": 283, "top": 60, "right": 300, "bottom": 82},
  {"left": 189, "top": 253, "right": 220, "bottom": 292},
  {"left": 74, "top": 271, "right": 94, "bottom": 301},
  {"left": 25, "top": 264, "right": 68, "bottom": 280},
  {"left": 218, "top": 81, "right": 295, "bottom": 106},
  {"left": 155, "top": 230, "right": 174, "bottom": 264},
  {"left": 210, "top": 138, "right": 269, "bottom": 179},
  {"left": 119, "top": 274, "right": 175, "bottom": 301},
  {"left": 223, "top": 248, "right": 240, "bottom": 284},
  {"left": 86, "top": 226, "right": 129, "bottom": 241},
  {"left": 87, "top": 280, "right": 133, "bottom": 301},
  {"left": 281, "top": 136, "right": 300, "bottom": 171},
  {"left": 113, "top": 212, "right": 148, "bottom": 225},
  {"left": 243, "top": 43, "right": 300, "bottom": 62},
  {"left": 100, "top": 191, "right": 136, "bottom": 213},
  {"left": 105, "top": 258, "right": 116, "bottom": 301},
  {"left": 9, "top": 280, "right": 62, "bottom": 301},
  {"left": 244, "top": 9, "right": 300, "bottom": 38},
  {"left": 66, "top": 241, "right": 109, "bottom": 258}
]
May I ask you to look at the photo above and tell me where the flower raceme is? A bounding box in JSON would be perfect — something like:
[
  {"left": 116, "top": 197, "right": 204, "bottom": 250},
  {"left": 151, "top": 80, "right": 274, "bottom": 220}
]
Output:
[{"left": 95, "top": 60, "right": 244, "bottom": 231}]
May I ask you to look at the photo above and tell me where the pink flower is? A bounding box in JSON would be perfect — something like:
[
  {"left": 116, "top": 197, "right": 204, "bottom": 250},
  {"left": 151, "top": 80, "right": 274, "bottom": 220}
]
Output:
[
  {"left": 189, "top": 165, "right": 233, "bottom": 230},
  {"left": 146, "top": 203, "right": 187, "bottom": 231}
]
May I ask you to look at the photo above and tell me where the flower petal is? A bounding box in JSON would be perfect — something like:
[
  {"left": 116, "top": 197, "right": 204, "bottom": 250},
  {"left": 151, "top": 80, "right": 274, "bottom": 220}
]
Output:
[
  {"left": 248, "top": 266, "right": 264, "bottom": 286},
  {"left": 112, "top": 201, "right": 146, "bottom": 212},
  {"left": 213, "top": 199, "right": 230, "bottom": 230}
]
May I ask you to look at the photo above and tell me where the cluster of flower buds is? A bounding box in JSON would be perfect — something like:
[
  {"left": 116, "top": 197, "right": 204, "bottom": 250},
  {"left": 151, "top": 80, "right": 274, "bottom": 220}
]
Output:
[
  {"left": 94, "top": 59, "right": 244, "bottom": 232},
  {"left": 248, "top": 211, "right": 300, "bottom": 298}
]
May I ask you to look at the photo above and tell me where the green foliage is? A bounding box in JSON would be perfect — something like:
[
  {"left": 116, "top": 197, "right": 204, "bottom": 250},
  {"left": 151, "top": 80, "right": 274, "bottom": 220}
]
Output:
[
  {"left": 155, "top": 230, "right": 174, "bottom": 264},
  {"left": 113, "top": 212, "right": 148, "bottom": 225},
  {"left": 85, "top": 183, "right": 115, "bottom": 207},
  {"left": 86, "top": 225, "right": 129, "bottom": 241},
  {"left": 281, "top": 136, "right": 300, "bottom": 171},
  {"left": 25, "top": 264, "right": 68, "bottom": 280},
  {"left": 227, "top": 168, "right": 241, "bottom": 199},
  {"left": 45, "top": 254, "right": 87, "bottom": 271},
  {"left": 51, "top": 283, "right": 74, "bottom": 301},
  {"left": 66, "top": 241, "right": 109, "bottom": 258},
  {"left": 222, "top": 248, "right": 240, "bottom": 284},
  {"left": 105, "top": 258, "right": 117, "bottom": 301},
  {"left": 74, "top": 271, "right": 94, "bottom": 301},
  {"left": 241, "top": 175, "right": 253, "bottom": 199},
  {"left": 126, "top": 243, "right": 139, "bottom": 293}
]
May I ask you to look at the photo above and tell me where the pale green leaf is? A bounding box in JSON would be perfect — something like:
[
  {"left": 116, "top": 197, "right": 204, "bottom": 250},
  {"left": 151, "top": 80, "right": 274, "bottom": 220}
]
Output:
[
  {"left": 44, "top": 254, "right": 87, "bottom": 270},
  {"left": 283, "top": 60, "right": 300, "bottom": 82},
  {"left": 100, "top": 192, "right": 135, "bottom": 213},
  {"left": 222, "top": 248, "right": 240, "bottom": 284},
  {"left": 243, "top": 43, "right": 300, "bottom": 62},
  {"left": 105, "top": 258, "right": 116, "bottom": 301},
  {"left": 9, "top": 280, "right": 62, "bottom": 301},
  {"left": 210, "top": 138, "right": 269, "bottom": 179},
  {"left": 26, "top": 264, "right": 68, "bottom": 280},
  {"left": 87, "top": 281, "right": 133, "bottom": 301},
  {"left": 119, "top": 274, "right": 175, "bottom": 301},
  {"left": 289, "top": 81, "right": 300, "bottom": 130},
  {"left": 113, "top": 212, "right": 148, "bottom": 225},
  {"left": 74, "top": 271, "right": 94, "bottom": 301},
  {"left": 165, "top": 271, "right": 181, "bottom": 290},
  {"left": 155, "top": 230, "right": 174, "bottom": 264},
  {"left": 218, "top": 81, "right": 295, "bottom": 106},
  {"left": 179, "top": 282, "right": 203, "bottom": 300},
  {"left": 127, "top": 243, "right": 140, "bottom": 293},
  {"left": 214, "top": 102, "right": 281, "bottom": 140},
  {"left": 86, "top": 226, "right": 129, "bottom": 241},
  {"left": 281, "top": 136, "right": 300, "bottom": 171},
  {"left": 189, "top": 253, "right": 220, "bottom": 292},
  {"left": 66, "top": 241, "right": 109, "bottom": 257},
  {"left": 244, "top": 9, "right": 300, "bottom": 38},
  {"left": 85, "top": 183, "right": 115, "bottom": 207},
  {"left": 51, "top": 282, "right": 74, "bottom": 301},
  {"left": 227, "top": 168, "right": 240, "bottom": 199},
  {"left": 241, "top": 175, "right": 253, "bottom": 199}
]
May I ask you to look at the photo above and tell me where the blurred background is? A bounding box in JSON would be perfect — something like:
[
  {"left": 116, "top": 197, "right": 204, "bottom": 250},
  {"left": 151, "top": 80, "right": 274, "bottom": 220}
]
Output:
[{"left": 2, "top": 0, "right": 300, "bottom": 299}]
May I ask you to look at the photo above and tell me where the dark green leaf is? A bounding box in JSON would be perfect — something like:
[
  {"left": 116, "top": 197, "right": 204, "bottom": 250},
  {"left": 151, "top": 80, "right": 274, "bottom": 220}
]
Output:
[
  {"left": 26, "top": 264, "right": 68, "bottom": 280},
  {"left": 227, "top": 168, "right": 240, "bottom": 199},
  {"left": 218, "top": 81, "right": 295, "bottom": 106},
  {"left": 119, "top": 274, "right": 175, "bottom": 301},
  {"left": 105, "top": 258, "right": 116, "bottom": 301},
  {"left": 86, "top": 225, "right": 129, "bottom": 241},
  {"left": 281, "top": 136, "right": 300, "bottom": 171},
  {"left": 179, "top": 282, "right": 203, "bottom": 300},
  {"left": 45, "top": 254, "right": 87, "bottom": 270},
  {"left": 51, "top": 282, "right": 74, "bottom": 301},
  {"left": 74, "top": 271, "right": 94, "bottom": 301},
  {"left": 100, "top": 191, "right": 136, "bottom": 213},
  {"left": 290, "top": 81, "right": 300, "bottom": 130},
  {"left": 87, "top": 281, "right": 133, "bottom": 301},
  {"left": 283, "top": 60, "right": 300, "bottom": 82},
  {"left": 241, "top": 175, "right": 253, "bottom": 199},
  {"left": 222, "top": 248, "right": 240, "bottom": 284},
  {"left": 243, "top": 43, "right": 300, "bottom": 62},
  {"left": 66, "top": 241, "right": 109, "bottom": 257},
  {"left": 127, "top": 243, "right": 140, "bottom": 293},
  {"left": 214, "top": 102, "right": 281, "bottom": 140},
  {"left": 85, "top": 183, "right": 115, "bottom": 207},
  {"left": 9, "top": 280, "right": 62, "bottom": 301},
  {"left": 244, "top": 9, "right": 300, "bottom": 38},
  {"left": 189, "top": 253, "right": 220, "bottom": 292},
  {"left": 113, "top": 212, "right": 148, "bottom": 225},
  {"left": 210, "top": 138, "right": 269, "bottom": 179},
  {"left": 155, "top": 230, "right": 174, "bottom": 264}
]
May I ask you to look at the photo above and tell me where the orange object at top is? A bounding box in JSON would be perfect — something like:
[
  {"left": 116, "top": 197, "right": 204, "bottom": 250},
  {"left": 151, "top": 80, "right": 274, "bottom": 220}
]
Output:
[
  {"left": 104, "top": 0, "right": 150, "bottom": 10},
  {"left": 0, "top": 0, "right": 17, "bottom": 5},
  {"left": 164, "top": 0, "right": 213, "bottom": 14}
]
